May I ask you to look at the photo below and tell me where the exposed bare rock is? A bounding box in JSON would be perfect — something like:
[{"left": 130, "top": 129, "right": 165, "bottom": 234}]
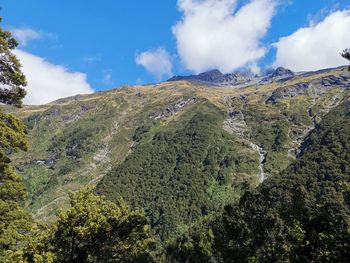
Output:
[{"left": 153, "top": 97, "right": 196, "bottom": 120}]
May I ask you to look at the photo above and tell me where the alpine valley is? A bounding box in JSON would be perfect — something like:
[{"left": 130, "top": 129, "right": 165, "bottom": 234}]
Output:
[{"left": 4, "top": 65, "right": 350, "bottom": 256}]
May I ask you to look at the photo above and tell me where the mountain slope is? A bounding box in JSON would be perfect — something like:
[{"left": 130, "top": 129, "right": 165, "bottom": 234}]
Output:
[
  {"left": 211, "top": 98, "right": 350, "bottom": 262},
  {"left": 7, "top": 66, "right": 350, "bottom": 234},
  {"left": 96, "top": 101, "right": 257, "bottom": 240}
]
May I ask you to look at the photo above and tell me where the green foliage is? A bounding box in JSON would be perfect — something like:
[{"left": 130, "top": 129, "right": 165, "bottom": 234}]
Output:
[
  {"left": 10, "top": 67, "right": 347, "bottom": 220},
  {"left": 341, "top": 48, "right": 350, "bottom": 69},
  {"left": 23, "top": 187, "right": 157, "bottom": 263},
  {"left": 49, "top": 126, "right": 101, "bottom": 160},
  {"left": 0, "top": 17, "right": 27, "bottom": 107},
  {"left": 13, "top": 100, "right": 128, "bottom": 216},
  {"left": 165, "top": 216, "right": 218, "bottom": 263},
  {"left": 0, "top": 18, "right": 32, "bottom": 260},
  {"left": 0, "top": 110, "right": 33, "bottom": 260},
  {"left": 97, "top": 103, "right": 256, "bottom": 240},
  {"left": 167, "top": 100, "right": 350, "bottom": 262},
  {"left": 243, "top": 105, "right": 290, "bottom": 152}
]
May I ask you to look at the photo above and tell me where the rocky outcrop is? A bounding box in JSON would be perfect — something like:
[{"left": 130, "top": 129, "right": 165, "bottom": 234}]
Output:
[
  {"left": 270, "top": 67, "right": 294, "bottom": 78},
  {"left": 168, "top": 69, "right": 256, "bottom": 87},
  {"left": 266, "top": 82, "right": 310, "bottom": 104},
  {"left": 168, "top": 70, "right": 223, "bottom": 82},
  {"left": 153, "top": 98, "right": 196, "bottom": 120},
  {"left": 223, "top": 96, "right": 267, "bottom": 183},
  {"left": 266, "top": 71, "right": 350, "bottom": 104},
  {"left": 321, "top": 74, "right": 350, "bottom": 87},
  {"left": 261, "top": 67, "right": 295, "bottom": 83},
  {"left": 168, "top": 67, "right": 297, "bottom": 87}
]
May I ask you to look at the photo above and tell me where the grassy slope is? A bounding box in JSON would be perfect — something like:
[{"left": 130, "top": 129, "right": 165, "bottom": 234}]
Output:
[
  {"left": 96, "top": 100, "right": 258, "bottom": 240},
  {"left": 211, "top": 98, "right": 350, "bottom": 262},
  {"left": 7, "top": 67, "right": 350, "bottom": 231}
]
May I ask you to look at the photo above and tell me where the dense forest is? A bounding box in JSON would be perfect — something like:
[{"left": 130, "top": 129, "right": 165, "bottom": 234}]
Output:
[
  {"left": 1, "top": 15, "right": 350, "bottom": 263},
  {"left": 166, "top": 99, "right": 350, "bottom": 262},
  {"left": 3, "top": 90, "right": 350, "bottom": 262},
  {"left": 96, "top": 102, "right": 256, "bottom": 241}
]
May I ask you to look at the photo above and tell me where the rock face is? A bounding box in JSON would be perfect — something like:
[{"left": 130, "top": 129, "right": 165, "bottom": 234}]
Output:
[
  {"left": 266, "top": 70, "right": 350, "bottom": 105},
  {"left": 262, "top": 67, "right": 295, "bottom": 83},
  {"left": 168, "top": 67, "right": 297, "bottom": 86},
  {"left": 168, "top": 66, "right": 349, "bottom": 88},
  {"left": 168, "top": 69, "right": 256, "bottom": 86},
  {"left": 168, "top": 70, "right": 223, "bottom": 83},
  {"left": 153, "top": 97, "right": 196, "bottom": 120},
  {"left": 270, "top": 67, "right": 294, "bottom": 78}
]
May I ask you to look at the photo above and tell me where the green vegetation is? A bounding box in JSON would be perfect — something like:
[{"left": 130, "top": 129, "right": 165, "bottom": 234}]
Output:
[
  {"left": 0, "top": 18, "right": 33, "bottom": 261},
  {"left": 8, "top": 66, "right": 348, "bottom": 220},
  {"left": 166, "top": 99, "right": 350, "bottom": 262},
  {"left": 0, "top": 17, "right": 27, "bottom": 107},
  {"left": 12, "top": 97, "right": 133, "bottom": 216},
  {"left": 2, "top": 19, "right": 350, "bottom": 261},
  {"left": 97, "top": 102, "right": 257, "bottom": 240},
  {"left": 20, "top": 188, "right": 157, "bottom": 263},
  {"left": 0, "top": 112, "right": 33, "bottom": 261}
]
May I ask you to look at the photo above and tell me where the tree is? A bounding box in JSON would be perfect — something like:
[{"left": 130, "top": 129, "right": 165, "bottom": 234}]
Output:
[
  {"left": 167, "top": 101, "right": 350, "bottom": 263},
  {"left": 166, "top": 220, "right": 218, "bottom": 263},
  {"left": 23, "top": 188, "right": 158, "bottom": 263},
  {"left": 0, "top": 15, "right": 32, "bottom": 261},
  {"left": 341, "top": 49, "right": 350, "bottom": 70},
  {"left": 0, "top": 17, "right": 27, "bottom": 107},
  {"left": 0, "top": 109, "right": 33, "bottom": 262}
]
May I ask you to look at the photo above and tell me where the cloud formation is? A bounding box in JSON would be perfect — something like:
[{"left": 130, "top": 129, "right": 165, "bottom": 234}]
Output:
[
  {"left": 135, "top": 47, "right": 173, "bottom": 81},
  {"left": 274, "top": 9, "right": 350, "bottom": 71},
  {"left": 102, "top": 70, "right": 113, "bottom": 85},
  {"left": 14, "top": 49, "right": 93, "bottom": 105},
  {"left": 172, "top": 0, "right": 276, "bottom": 74},
  {"left": 11, "top": 28, "right": 41, "bottom": 47}
]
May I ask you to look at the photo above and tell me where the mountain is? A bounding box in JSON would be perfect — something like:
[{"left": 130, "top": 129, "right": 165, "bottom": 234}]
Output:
[
  {"left": 168, "top": 69, "right": 256, "bottom": 86},
  {"left": 166, "top": 99, "right": 350, "bottom": 262},
  {"left": 168, "top": 66, "right": 297, "bottom": 87},
  {"left": 6, "top": 66, "right": 350, "bottom": 239}
]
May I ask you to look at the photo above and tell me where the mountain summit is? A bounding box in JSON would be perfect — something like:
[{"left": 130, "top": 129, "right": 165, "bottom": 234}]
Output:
[{"left": 168, "top": 67, "right": 295, "bottom": 86}]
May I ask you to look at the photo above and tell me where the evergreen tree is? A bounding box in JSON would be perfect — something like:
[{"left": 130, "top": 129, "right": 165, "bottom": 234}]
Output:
[
  {"left": 0, "top": 15, "right": 32, "bottom": 261},
  {"left": 0, "top": 17, "right": 27, "bottom": 107},
  {"left": 23, "top": 188, "right": 158, "bottom": 263},
  {"left": 0, "top": 89, "right": 32, "bottom": 262},
  {"left": 341, "top": 48, "right": 350, "bottom": 70},
  {"left": 166, "top": 100, "right": 350, "bottom": 263}
]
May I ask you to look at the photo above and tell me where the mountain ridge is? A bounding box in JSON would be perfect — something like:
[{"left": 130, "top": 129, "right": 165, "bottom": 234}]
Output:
[
  {"left": 168, "top": 66, "right": 347, "bottom": 87},
  {"left": 5, "top": 66, "right": 350, "bottom": 237}
]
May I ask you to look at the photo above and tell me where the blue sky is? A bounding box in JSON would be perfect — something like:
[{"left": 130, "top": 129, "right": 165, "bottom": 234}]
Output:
[{"left": 3, "top": 0, "right": 350, "bottom": 104}]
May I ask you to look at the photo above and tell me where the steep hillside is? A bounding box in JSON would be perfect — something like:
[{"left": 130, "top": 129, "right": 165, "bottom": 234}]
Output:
[
  {"left": 96, "top": 101, "right": 257, "bottom": 240},
  {"left": 7, "top": 66, "right": 350, "bottom": 235},
  {"left": 220, "top": 98, "right": 350, "bottom": 262},
  {"left": 166, "top": 97, "right": 350, "bottom": 263}
]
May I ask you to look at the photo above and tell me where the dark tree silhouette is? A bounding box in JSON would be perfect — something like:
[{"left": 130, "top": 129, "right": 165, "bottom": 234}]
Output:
[{"left": 341, "top": 49, "right": 350, "bottom": 70}]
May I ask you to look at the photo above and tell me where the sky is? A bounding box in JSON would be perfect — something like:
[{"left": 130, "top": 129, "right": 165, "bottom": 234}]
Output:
[{"left": 3, "top": 0, "right": 350, "bottom": 104}]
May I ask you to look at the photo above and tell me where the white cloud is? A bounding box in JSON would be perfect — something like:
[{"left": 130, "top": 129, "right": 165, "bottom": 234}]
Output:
[
  {"left": 172, "top": 0, "right": 276, "bottom": 74},
  {"left": 83, "top": 54, "right": 102, "bottom": 65},
  {"left": 14, "top": 49, "right": 93, "bottom": 105},
  {"left": 274, "top": 9, "right": 350, "bottom": 71},
  {"left": 135, "top": 47, "right": 173, "bottom": 80},
  {"left": 102, "top": 71, "right": 113, "bottom": 85},
  {"left": 11, "top": 28, "right": 41, "bottom": 47}
]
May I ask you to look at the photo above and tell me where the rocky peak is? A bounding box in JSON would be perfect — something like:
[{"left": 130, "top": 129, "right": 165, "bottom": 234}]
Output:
[
  {"left": 168, "top": 66, "right": 296, "bottom": 87},
  {"left": 270, "top": 67, "right": 294, "bottom": 78},
  {"left": 168, "top": 69, "right": 223, "bottom": 82},
  {"left": 168, "top": 69, "right": 256, "bottom": 86},
  {"left": 196, "top": 69, "right": 223, "bottom": 82}
]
